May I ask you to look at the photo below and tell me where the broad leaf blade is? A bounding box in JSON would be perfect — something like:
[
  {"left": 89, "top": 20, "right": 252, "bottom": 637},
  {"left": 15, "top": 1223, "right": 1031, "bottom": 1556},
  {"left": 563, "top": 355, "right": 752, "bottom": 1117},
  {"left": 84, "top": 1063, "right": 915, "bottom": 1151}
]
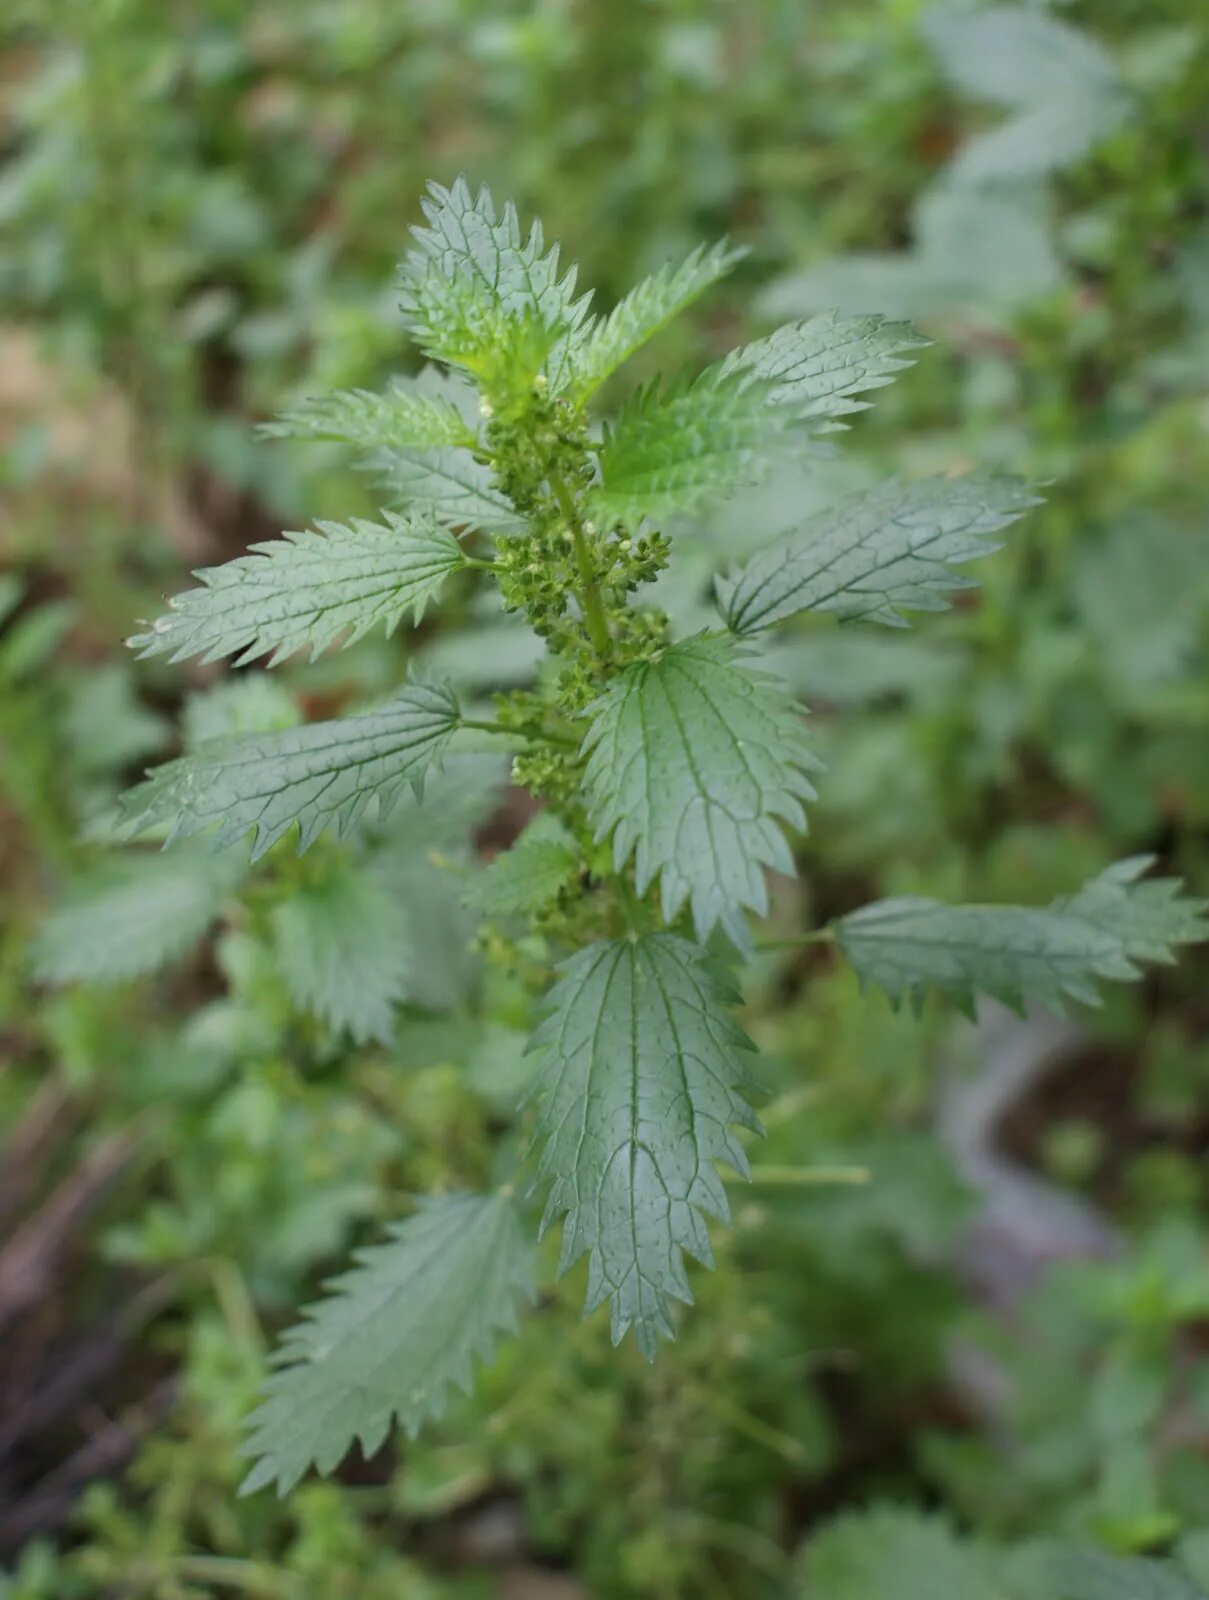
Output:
[
  {"left": 465, "top": 812, "right": 580, "bottom": 916},
  {"left": 241, "top": 1192, "right": 533, "bottom": 1496},
  {"left": 398, "top": 178, "right": 588, "bottom": 384},
  {"left": 724, "top": 311, "right": 925, "bottom": 428},
  {"left": 528, "top": 934, "right": 758, "bottom": 1356},
  {"left": 34, "top": 849, "right": 245, "bottom": 984},
  {"left": 271, "top": 854, "right": 412, "bottom": 1044},
  {"left": 834, "top": 857, "right": 1208, "bottom": 1014},
  {"left": 582, "top": 635, "right": 820, "bottom": 941},
  {"left": 262, "top": 378, "right": 472, "bottom": 452},
  {"left": 718, "top": 475, "right": 1038, "bottom": 635},
  {"left": 797, "top": 1505, "right": 1003, "bottom": 1600},
  {"left": 378, "top": 443, "right": 524, "bottom": 533},
  {"left": 130, "top": 514, "right": 466, "bottom": 667},
  {"left": 556, "top": 240, "right": 743, "bottom": 400},
  {"left": 120, "top": 679, "right": 461, "bottom": 861},
  {"left": 589, "top": 368, "right": 791, "bottom": 531}
]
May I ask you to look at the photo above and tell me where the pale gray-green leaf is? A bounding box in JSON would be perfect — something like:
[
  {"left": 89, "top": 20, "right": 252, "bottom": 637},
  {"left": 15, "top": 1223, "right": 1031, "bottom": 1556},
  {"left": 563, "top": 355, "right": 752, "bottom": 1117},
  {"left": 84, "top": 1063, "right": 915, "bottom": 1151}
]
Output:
[{"left": 465, "top": 812, "right": 580, "bottom": 916}]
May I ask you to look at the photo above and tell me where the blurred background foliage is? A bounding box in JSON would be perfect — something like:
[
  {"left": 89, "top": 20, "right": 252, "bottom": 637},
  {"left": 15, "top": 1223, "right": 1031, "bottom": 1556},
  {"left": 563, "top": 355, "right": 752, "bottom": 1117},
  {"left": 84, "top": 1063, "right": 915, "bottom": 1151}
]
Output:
[{"left": 2, "top": 0, "right": 1209, "bottom": 1595}]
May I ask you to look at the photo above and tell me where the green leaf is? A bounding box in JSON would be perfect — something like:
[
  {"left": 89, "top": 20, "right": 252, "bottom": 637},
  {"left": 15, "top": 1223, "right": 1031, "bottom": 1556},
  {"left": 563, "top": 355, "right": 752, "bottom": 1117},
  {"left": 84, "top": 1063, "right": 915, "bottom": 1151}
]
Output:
[
  {"left": 129, "top": 514, "right": 467, "bottom": 667},
  {"left": 271, "top": 855, "right": 412, "bottom": 1044},
  {"left": 588, "top": 367, "right": 791, "bottom": 531},
  {"left": 796, "top": 1505, "right": 1002, "bottom": 1600},
  {"left": 379, "top": 442, "right": 523, "bottom": 533},
  {"left": 555, "top": 240, "right": 743, "bottom": 400},
  {"left": 34, "top": 848, "right": 245, "bottom": 984},
  {"left": 1008, "top": 1542, "right": 1206, "bottom": 1600},
  {"left": 528, "top": 934, "right": 758, "bottom": 1356},
  {"left": 397, "top": 178, "right": 588, "bottom": 386},
  {"left": 120, "top": 679, "right": 461, "bottom": 861},
  {"left": 723, "top": 311, "right": 925, "bottom": 429},
  {"left": 465, "top": 812, "right": 580, "bottom": 916},
  {"left": 241, "top": 1192, "right": 533, "bottom": 1496},
  {"left": 183, "top": 675, "right": 301, "bottom": 749},
  {"left": 834, "top": 857, "right": 1208, "bottom": 1015},
  {"left": 923, "top": 6, "right": 1128, "bottom": 183},
  {"left": 718, "top": 475, "right": 1038, "bottom": 635},
  {"left": 261, "top": 376, "right": 472, "bottom": 453},
  {"left": 582, "top": 635, "right": 820, "bottom": 941}
]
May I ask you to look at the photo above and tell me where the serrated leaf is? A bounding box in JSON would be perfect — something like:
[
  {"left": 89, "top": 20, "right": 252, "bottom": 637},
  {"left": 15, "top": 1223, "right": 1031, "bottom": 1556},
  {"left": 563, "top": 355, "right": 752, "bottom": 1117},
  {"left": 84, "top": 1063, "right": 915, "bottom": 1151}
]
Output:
[
  {"left": 796, "top": 1505, "right": 1003, "bottom": 1600},
  {"left": 241, "top": 1192, "right": 533, "bottom": 1496},
  {"left": 183, "top": 675, "right": 301, "bottom": 750},
  {"left": 834, "top": 856, "right": 1208, "bottom": 1015},
  {"left": 129, "top": 513, "right": 466, "bottom": 668},
  {"left": 718, "top": 475, "right": 1038, "bottom": 635},
  {"left": 35, "top": 848, "right": 245, "bottom": 984},
  {"left": 271, "top": 855, "right": 411, "bottom": 1044},
  {"left": 588, "top": 367, "right": 791, "bottom": 531},
  {"left": 554, "top": 240, "right": 743, "bottom": 400},
  {"left": 466, "top": 812, "right": 580, "bottom": 916},
  {"left": 261, "top": 376, "right": 472, "bottom": 453},
  {"left": 923, "top": 6, "right": 1127, "bottom": 182},
  {"left": 528, "top": 934, "right": 758, "bottom": 1357},
  {"left": 581, "top": 635, "right": 820, "bottom": 941},
  {"left": 397, "top": 178, "right": 589, "bottom": 386},
  {"left": 723, "top": 311, "right": 925, "bottom": 429},
  {"left": 120, "top": 679, "right": 461, "bottom": 861},
  {"left": 377, "top": 442, "right": 523, "bottom": 533}
]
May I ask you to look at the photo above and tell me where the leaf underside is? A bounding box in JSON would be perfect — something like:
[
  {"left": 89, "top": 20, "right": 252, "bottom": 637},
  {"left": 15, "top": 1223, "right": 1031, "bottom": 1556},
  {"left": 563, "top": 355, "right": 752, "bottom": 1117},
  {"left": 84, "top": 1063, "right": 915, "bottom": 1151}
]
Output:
[
  {"left": 528, "top": 934, "right": 759, "bottom": 1357},
  {"left": 835, "top": 856, "right": 1208, "bottom": 1015},
  {"left": 718, "top": 474, "right": 1039, "bottom": 635},
  {"left": 582, "top": 634, "right": 821, "bottom": 942},
  {"left": 241, "top": 1192, "right": 533, "bottom": 1496},
  {"left": 120, "top": 679, "right": 461, "bottom": 861}
]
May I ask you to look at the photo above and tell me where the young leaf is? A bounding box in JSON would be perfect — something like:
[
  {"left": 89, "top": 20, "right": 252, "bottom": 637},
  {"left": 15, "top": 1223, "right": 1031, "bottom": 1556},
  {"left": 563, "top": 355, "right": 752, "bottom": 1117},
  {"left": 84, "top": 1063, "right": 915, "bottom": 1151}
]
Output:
[
  {"left": 834, "top": 857, "right": 1208, "bottom": 1015},
  {"left": 582, "top": 635, "right": 821, "bottom": 941},
  {"left": 465, "top": 811, "right": 580, "bottom": 916},
  {"left": 717, "top": 475, "right": 1038, "bottom": 635},
  {"left": 34, "top": 849, "right": 245, "bottom": 984},
  {"left": 397, "top": 178, "right": 588, "bottom": 384},
  {"left": 261, "top": 377, "right": 472, "bottom": 453},
  {"left": 723, "top": 311, "right": 925, "bottom": 428},
  {"left": 129, "top": 514, "right": 467, "bottom": 667},
  {"left": 241, "top": 1192, "right": 533, "bottom": 1496},
  {"left": 120, "top": 679, "right": 461, "bottom": 861},
  {"left": 556, "top": 240, "right": 743, "bottom": 400},
  {"left": 589, "top": 367, "right": 791, "bottom": 531},
  {"left": 271, "top": 855, "right": 412, "bottom": 1044},
  {"left": 528, "top": 934, "right": 758, "bottom": 1356},
  {"left": 378, "top": 442, "right": 524, "bottom": 533}
]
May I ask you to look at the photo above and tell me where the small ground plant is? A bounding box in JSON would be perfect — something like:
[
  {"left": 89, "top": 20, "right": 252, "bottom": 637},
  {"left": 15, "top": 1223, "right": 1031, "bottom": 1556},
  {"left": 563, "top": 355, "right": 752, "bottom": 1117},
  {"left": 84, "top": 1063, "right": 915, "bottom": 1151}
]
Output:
[{"left": 92, "top": 179, "right": 1205, "bottom": 1495}]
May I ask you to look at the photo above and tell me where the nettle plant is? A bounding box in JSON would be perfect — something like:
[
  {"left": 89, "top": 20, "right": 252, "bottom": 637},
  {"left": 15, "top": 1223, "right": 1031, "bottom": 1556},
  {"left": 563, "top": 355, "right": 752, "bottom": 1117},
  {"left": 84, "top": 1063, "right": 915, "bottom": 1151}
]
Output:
[{"left": 104, "top": 181, "right": 1204, "bottom": 1492}]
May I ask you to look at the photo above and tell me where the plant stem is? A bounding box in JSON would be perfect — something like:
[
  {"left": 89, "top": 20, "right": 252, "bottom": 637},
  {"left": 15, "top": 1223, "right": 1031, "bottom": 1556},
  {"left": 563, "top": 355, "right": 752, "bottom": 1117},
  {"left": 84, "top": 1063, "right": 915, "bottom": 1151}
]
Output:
[
  {"left": 460, "top": 717, "right": 579, "bottom": 750},
  {"left": 744, "top": 1164, "right": 870, "bottom": 1187},
  {"left": 549, "top": 467, "right": 612, "bottom": 659}
]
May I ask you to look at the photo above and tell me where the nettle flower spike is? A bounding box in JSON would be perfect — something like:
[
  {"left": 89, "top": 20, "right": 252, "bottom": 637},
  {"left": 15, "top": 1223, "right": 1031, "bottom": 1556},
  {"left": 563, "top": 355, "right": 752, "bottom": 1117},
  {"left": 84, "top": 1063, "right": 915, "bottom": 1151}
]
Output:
[{"left": 93, "top": 178, "right": 1204, "bottom": 1493}]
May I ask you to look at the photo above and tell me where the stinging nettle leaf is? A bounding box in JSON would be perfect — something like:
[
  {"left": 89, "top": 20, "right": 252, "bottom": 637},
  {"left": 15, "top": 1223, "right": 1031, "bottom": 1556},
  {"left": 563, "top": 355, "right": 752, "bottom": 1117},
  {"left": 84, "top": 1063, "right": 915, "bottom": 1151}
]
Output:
[
  {"left": 582, "top": 634, "right": 821, "bottom": 942},
  {"left": 554, "top": 239, "right": 744, "bottom": 400},
  {"left": 588, "top": 367, "right": 793, "bottom": 531},
  {"left": 834, "top": 856, "right": 1208, "bottom": 1015},
  {"left": 260, "top": 377, "right": 472, "bottom": 453},
  {"left": 241, "top": 1192, "right": 533, "bottom": 1496},
  {"left": 723, "top": 310, "right": 926, "bottom": 429},
  {"left": 271, "top": 854, "right": 412, "bottom": 1044},
  {"left": 528, "top": 934, "right": 759, "bottom": 1357},
  {"left": 34, "top": 848, "right": 246, "bottom": 985},
  {"left": 377, "top": 442, "right": 524, "bottom": 533},
  {"left": 397, "top": 177, "right": 589, "bottom": 383},
  {"left": 129, "top": 513, "right": 467, "bottom": 667},
  {"left": 119, "top": 679, "right": 461, "bottom": 862},
  {"left": 718, "top": 474, "right": 1039, "bottom": 635},
  {"left": 465, "top": 811, "right": 581, "bottom": 917}
]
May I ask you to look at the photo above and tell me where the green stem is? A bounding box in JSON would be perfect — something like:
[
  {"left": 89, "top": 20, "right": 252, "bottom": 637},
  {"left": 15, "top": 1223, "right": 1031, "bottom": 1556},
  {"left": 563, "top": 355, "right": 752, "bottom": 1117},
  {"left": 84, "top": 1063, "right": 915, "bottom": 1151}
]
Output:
[
  {"left": 744, "top": 1164, "right": 870, "bottom": 1187},
  {"left": 460, "top": 717, "right": 579, "bottom": 750},
  {"left": 461, "top": 556, "right": 497, "bottom": 572},
  {"left": 753, "top": 927, "right": 836, "bottom": 953},
  {"left": 549, "top": 468, "right": 612, "bottom": 659}
]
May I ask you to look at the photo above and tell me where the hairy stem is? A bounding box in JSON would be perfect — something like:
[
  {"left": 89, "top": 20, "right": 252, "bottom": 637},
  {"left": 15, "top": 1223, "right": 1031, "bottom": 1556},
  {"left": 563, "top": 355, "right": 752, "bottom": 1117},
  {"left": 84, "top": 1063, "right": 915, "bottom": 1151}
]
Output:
[{"left": 460, "top": 717, "right": 579, "bottom": 750}]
